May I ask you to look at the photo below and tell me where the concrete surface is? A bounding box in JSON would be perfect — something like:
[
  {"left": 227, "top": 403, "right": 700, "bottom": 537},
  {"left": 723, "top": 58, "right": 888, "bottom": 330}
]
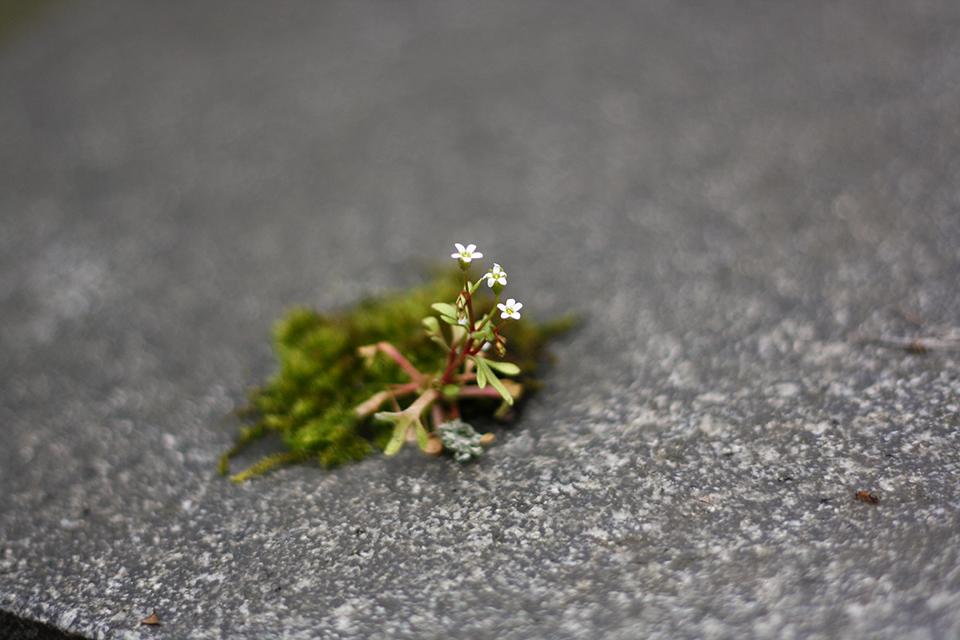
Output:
[{"left": 2, "top": 1, "right": 960, "bottom": 638}]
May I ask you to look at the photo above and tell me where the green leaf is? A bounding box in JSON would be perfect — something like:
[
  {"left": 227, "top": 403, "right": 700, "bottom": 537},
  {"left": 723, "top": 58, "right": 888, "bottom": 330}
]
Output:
[
  {"left": 375, "top": 389, "right": 437, "bottom": 456},
  {"left": 470, "top": 356, "right": 514, "bottom": 405},
  {"left": 376, "top": 411, "right": 416, "bottom": 456},
  {"left": 442, "top": 384, "right": 461, "bottom": 399},
  {"left": 450, "top": 324, "right": 467, "bottom": 343},
  {"left": 383, "top": 418, "right": 408, "bottom": 456},
  {"left": 431, "top": 302, "right": 458, "bottom": 318},
  {"left": 422, "top": 316, "right": 441, "bottom": 336},
  {"left": 415, "top": 422, "right": 430, "bottom": 451},
  {"left": 484, "top": 360, "right": 520, "bottom": 376},
  {"left": 474, "top": 357, "right": 488, "bottom": 388},
  {"left": 486, "top": 370, "right": 514, "bottom": 405}
]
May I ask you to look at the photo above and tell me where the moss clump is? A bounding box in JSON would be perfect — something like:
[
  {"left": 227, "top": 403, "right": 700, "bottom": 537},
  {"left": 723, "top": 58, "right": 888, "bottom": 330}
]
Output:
[{"left": 220, "top": 270, "right": 575, "bottom": 481}]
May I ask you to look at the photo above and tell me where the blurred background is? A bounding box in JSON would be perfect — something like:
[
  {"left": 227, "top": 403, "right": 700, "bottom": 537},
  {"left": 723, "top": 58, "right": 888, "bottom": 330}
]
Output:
[{"left": 2, "top": 3, "right": 960, "bottom": 637}]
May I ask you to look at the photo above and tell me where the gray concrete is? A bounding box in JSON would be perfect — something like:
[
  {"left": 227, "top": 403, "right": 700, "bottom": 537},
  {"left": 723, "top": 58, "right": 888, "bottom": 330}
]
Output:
[{"left": 2, "top": 1, "right": 960, "bottom": 638}]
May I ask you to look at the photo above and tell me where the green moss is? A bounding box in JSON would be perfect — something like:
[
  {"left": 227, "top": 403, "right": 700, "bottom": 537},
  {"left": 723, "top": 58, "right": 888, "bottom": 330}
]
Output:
[{"left": 221, "top": 269, "right": 575, "bottom": 481}]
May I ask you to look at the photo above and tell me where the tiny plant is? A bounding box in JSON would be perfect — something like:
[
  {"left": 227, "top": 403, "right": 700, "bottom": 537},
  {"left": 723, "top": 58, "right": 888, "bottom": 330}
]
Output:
[
  {"left": 220, "top": 244, "right": 573, "bottom": 481},
  {"left": 364, "top": 242, "right": 527, "bottom": 457}
]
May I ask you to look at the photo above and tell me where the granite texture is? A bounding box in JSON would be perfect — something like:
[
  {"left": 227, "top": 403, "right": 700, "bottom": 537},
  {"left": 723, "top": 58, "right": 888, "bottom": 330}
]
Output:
[{"left": 2, "top": 1, "right": 960, "bottom": 638}]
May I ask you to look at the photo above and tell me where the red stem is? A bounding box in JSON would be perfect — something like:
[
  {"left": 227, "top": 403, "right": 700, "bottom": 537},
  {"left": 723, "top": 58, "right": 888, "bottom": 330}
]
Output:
[
  {"left": 456, "top": 385, "right": 507, "bottom": 399},
  {"left": 372, "top": 341, "right": 428, "bottom": 387}
]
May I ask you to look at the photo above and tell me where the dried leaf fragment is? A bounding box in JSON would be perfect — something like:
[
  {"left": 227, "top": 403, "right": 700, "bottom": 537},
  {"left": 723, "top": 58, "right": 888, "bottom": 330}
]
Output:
[{"left": 140, "top": 609, "right": 162, "bottom": 626}]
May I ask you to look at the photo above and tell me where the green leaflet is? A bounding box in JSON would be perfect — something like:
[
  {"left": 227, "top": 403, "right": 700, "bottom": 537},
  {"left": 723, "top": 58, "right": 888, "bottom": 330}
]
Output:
[{"left": 470, "top": 356, "right": 514, "bottom": 405}]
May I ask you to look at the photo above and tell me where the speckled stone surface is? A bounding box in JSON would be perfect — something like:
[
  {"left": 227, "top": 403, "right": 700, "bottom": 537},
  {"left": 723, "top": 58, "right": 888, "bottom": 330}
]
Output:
[{"left": 2, "top": 1, "right": 960, "bottom": 638}]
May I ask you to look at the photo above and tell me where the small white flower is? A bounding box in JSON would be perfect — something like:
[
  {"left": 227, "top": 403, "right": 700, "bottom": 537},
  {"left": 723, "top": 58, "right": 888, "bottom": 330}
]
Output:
[
  {"left": 451, "top": 243, "right": 483, "bottom": 263},
  {"left": 484, "top": 263, "right": 507, "bottom": 288},
  {"left": 497, "top": 298, "right": 522, "bottom": 320}
]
